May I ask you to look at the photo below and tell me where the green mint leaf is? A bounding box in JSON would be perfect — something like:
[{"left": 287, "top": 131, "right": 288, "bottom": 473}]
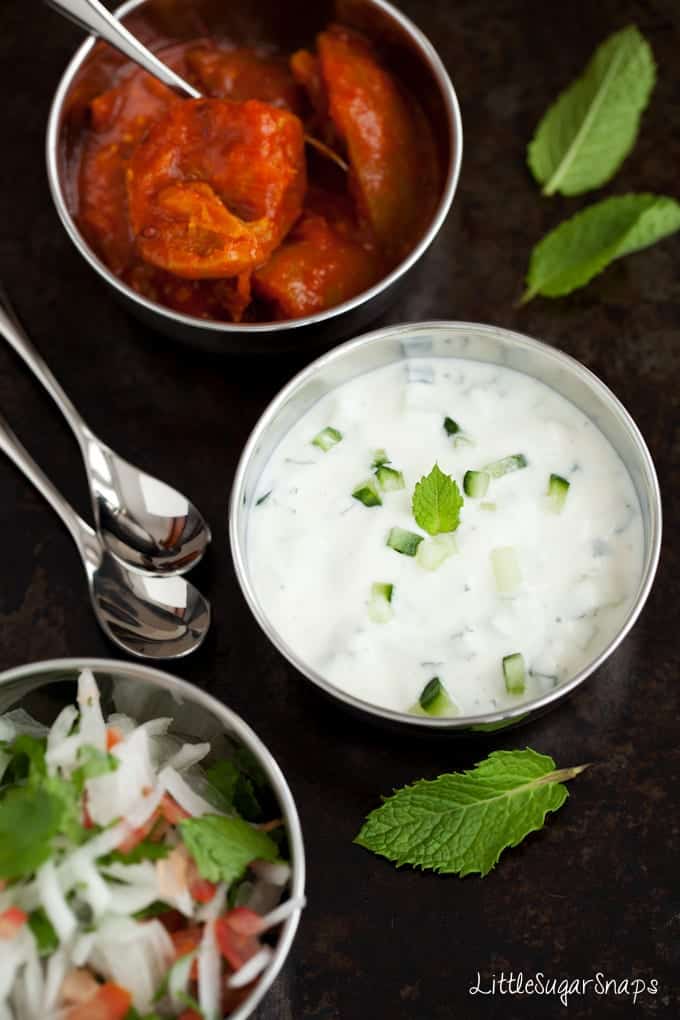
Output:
[
  {"left": 206, "top": 759, "right": 263, "bottom": 821},
  {"left": 528, "top": 25, "right": 655, "bottom": 196},
  {"left": 180, "top": 814, "right": 278, "bottom": 885},
  {"left": 354, "top": 749, "right": 589, "bottom": 877},
  {"left": 72, "top": 745, "right": 119, "bottom": 793},
  {"left": 28, "top": 909, "right": 59, "bottom": 956},
  {"left": 4, "top": 734, "right": 47, "bottom": 786},
  {"left": 522, "top": 193, "right": 680, "bottom": 302},
  {"left": 0, "top": 786, "right": 65, "bottom": 879},
  {"left": 412, "top": 464, "right": 464, "bottom": 535}
]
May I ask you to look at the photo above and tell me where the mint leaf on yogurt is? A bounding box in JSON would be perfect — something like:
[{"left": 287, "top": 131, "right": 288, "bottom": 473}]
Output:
[
  {"left": 412, "top": 464, "right": 463, "bottom": 536},
  {"left": 355, "top": 749, "right": 589, "bottom": 877}
]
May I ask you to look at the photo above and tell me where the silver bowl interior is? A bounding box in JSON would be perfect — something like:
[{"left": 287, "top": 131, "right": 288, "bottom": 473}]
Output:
[
  {"left": 0, "top": 657, "right": 306, "bottom": 1020},
  {"left": 46, "top": 0, "right": 462, "bottom": 353},
  {"left": 230, "top": 321, "right": 662, "bottom": 731}
]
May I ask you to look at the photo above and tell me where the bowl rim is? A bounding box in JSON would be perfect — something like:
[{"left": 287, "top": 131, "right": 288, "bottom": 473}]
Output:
[
  {"left": 0, "top": 656, "right": 306, "bottom": 1020},
  {"left": 45, "top": 0, "right": 463, "bottom": 335},
  {"left": 229, "top": 319, "right": 663, "bottom": 730}
]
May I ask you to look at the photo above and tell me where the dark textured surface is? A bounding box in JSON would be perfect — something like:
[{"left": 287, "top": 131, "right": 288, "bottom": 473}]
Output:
[{"left": 0, "top": 0, "right": 678, "bottom": 1016}]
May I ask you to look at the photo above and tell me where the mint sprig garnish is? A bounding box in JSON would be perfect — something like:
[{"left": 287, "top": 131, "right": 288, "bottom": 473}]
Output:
[
  {"left": 355, "top": 749, "right": 589, "bottom": 877},
  {"left": 412, "top": 463, "right": 463, "bottom": 535}
]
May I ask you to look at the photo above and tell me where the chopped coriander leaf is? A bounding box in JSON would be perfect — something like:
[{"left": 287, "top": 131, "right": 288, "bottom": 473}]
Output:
[
  {"left": 502, "top": 653, "right": 526, "bottom": 695},
  {"left": 386, "top": 527, "right": 423, "bottom": 557},
  {"left": 483, "top": 453, "right": 528, "bottom": 478},
  {"left": 179, "top": 815, "right": 278, "bottom": 885},
  {"left": 443, "top": 416, "right": 461, "bottom": 436},
  {"left": 375, "top": 465, "right": 405, "bottom": 492},
  {"left": 352, "top": 478, "right": 382, "bottom": 507},
  {"left": 28, "top": 909, "right": 58, "bottom": 956},
  {"left": 546, "top": 473, "right": 570, "bottom": 513},
  {"left": 311, "top": 426, "right": 342, "bottom": 452},
  {"left": 412, "top": 464, "right": 464, "bottom": 535},
  {"left": 0, "top": 786, "right": 65, "bottom": 879},
  {"left": 371, "top": 448, "right": 390, "bottom": 468},
  {"left": 3, "top": 734, "right": 47, "bottom": 785},
  {"left": 99, "top": 840, "right": 170, "bottom": 866},
  {"left": 133, "top": 900, "right": 174, "bottom": 921}
]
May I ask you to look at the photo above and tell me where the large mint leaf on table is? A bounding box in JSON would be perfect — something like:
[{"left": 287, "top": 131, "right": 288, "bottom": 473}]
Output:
[
  {"left": 521, "top": 194, "right": 680, "bottom": 302},
  {"left": 354, "top": 749, "right": 589, "bottom": 877},
  {"left": 528, "top": 25, "right": 655, "bottom": 196}
]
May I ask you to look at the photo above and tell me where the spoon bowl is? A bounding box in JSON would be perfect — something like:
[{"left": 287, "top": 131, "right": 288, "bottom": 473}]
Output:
[
  {"left": 89, "top": 549, "right": 211, "bottom": 658},
  {"left": 0, "top": 296, "right": 211, "bottom": 575},
  {"left": 0, "top": 416, "right": 211, "bottom": 659}
]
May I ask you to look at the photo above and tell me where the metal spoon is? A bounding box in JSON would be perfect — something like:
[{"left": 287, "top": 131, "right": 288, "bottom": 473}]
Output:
[
  {"left": 44, "top": 0, "right": 350, "bottom": 170},
  {"left": 0, "top": 416, "right": 210, "bottom": 659},
  {"left": 0, "top": 298, "right": 211, "bottom": 576}
]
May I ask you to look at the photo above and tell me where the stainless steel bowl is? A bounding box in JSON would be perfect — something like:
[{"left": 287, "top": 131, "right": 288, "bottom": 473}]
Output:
[
  {"left": 0, "top": 657, "right": 306, "bottom": 1019},
  {"left": 229, "top": 321, "right": 662, "bottom": 732},
  {"left": 46, "top": 0, "right": 462, "bottom": 354}
]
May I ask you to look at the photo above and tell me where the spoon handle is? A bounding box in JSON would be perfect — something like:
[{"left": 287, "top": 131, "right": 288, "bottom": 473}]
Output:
[
  {"left": 44, "top": 0, "right": 200, "bottom": 99},
  {"left": 0, "top": 413, "right": 99, "bottom": 566},
  {"left": 0, "top": 295, "right": 93, "bottom": 451}
]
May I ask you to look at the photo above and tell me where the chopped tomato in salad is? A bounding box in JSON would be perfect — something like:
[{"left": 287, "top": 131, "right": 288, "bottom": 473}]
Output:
[
  {"left": 65, "top": 22, "right": 439, "bottom": 323},
  {"left": 0, "top": 670, "right": 304, "bottom": 1018}
]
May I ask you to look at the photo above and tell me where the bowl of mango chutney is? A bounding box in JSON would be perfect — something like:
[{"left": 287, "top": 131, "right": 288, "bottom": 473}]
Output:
[{"left": 47, "top": 0, "right": 462, "bottom": 353}]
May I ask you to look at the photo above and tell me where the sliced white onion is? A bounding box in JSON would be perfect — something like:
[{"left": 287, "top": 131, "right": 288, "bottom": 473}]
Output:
[
  {"left": 45, "top": 733, "right": 83, "bottom": 775},
  {"left": 258, "top": 895, "right": 306, "bottom": 932},
  {"left": 227, "top": 945, "right": 274, "bottom": 989},
  {"left": 124, "top": 784, "right": 164, "bottom": 831},
  {"left": 99, "top": 860, "right": 157, "bottom": 886},
  {"left": 105, "top": 712, "right": 136, "bottom": 737},
  {"left": 167, "top": 949, "right": 197, "bottom": 1008},
  {"left": 166, "top": 741, "right": 211, "bottom": 773},
  {"left": 77, "top": 669, "right": 106, "bottom": 751},
  {"left": 42, "top": 944, "right": 69, "bottom": 1012},
  {"left": 37, "top": 860, "right": 77, "bottom": 943},
  {"left": 0, "top": 928, "right": 31, "bottom": 1000},
  {"left": 46, "top": 706, "right": 78, "bottom": 754},
  {"left": 196, "top": 882, "right": 227, "bottom": 923},
  {"left": 78, "top": 862, "right": 112, "bottom": 918},
  {"left": 86, "top": 726, "right": 156, "bottom": 827},
  {"left": 138, "top": 718, "right": 173, "bottom": 738},
  {"left": 197, "top": 919, "right": 221, "bottom": 1019},
  {"left": 71, "top": 933, "right": 95, "bottom": 968},
  {"left": 0, "top": 709, "right": 47, "bottom": 739},
  {"left": 103, "top": 882, "right": 161, "bottom": 915},
  {"left": 249, "top": 859, "right": 291, "bottom": 886},
  {"left": 0, "top": 718, "right": 15, "bottom": 742},
  {"left": 18, "top": 931, "right": 44, "bottom": 1018},
  {"left": 86, "top": 918, "right": 173, "bottom": 1014},
  {"left": 159, "top": 765, "right": 220, "bottom": 818}
]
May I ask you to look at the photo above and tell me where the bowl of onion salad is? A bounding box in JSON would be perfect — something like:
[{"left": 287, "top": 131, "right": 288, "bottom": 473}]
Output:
[{"left": 0, "top": 661, "right": 305, "bottom": 1020}]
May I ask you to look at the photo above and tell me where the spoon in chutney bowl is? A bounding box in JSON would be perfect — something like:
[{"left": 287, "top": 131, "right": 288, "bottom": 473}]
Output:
[
  {"left": 0, "top": 414, "right": 211, "bottom": 658},
  {"left": 44, "top": 0, "right": 350, "bottom": 169},
  {"left": 0, "top": 297, "right": 211, "bottom": 575}
]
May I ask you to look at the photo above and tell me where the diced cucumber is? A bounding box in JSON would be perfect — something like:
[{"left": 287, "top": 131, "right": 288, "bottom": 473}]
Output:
[
  {"left": 490, "top": 546, "right": 522, "bottom": 594},
  {"left": 410, "top": 677, "right": 458, "bottom": 717},
  {"left": 416, "top": 533, "right": 459, "bottom": 571},
  {"left": 352, "top": 479, "right": 382, "bottom": 507},
  {"left": 371, "top": 449, "right": 390, "bottom": 468},
  {"left": 367, "top": 582, "right": 394, "bottom": 623},
  {"left": 483, "top": 453, "right": 527, "bottom": 478},
  {"left": 311, "top": 426, "right": 342, "bottom": 452},
  {"left": 546, "top": 473, "right": 570, "bottom": 513},
  {"left": 463, "top": 469, "right": 490, "bottom": 498},
  {"left": 502, "top": 652, "right": 526, "bottom": 695},
  {"left": 375, "top": 465, "right": 405, "bottom": 492},
  {"left": 443, "top": 417, "right": 461, "bottom": 436},
  {"left": 386, "top": 527, "right": 423, "bottom": 557},
  {"left": 479, "top": 501, "right": 497, "bottom": 512}
]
